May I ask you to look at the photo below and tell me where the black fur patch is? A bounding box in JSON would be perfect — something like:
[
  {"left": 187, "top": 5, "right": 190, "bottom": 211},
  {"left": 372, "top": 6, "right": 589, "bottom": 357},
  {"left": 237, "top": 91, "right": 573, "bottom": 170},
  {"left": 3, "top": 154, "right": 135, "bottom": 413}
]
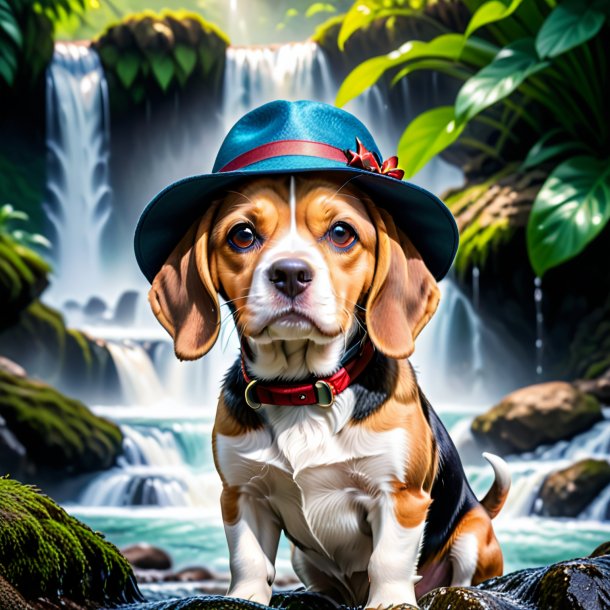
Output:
[
  {"left": 349, "top": 350, "right": 393, "bottom": 420},
  {"left": 221, "top": 358, "right": 265, "bottom": 430},
  {"left": 418, "top": 388, "right": 479, "bottom": 566}
]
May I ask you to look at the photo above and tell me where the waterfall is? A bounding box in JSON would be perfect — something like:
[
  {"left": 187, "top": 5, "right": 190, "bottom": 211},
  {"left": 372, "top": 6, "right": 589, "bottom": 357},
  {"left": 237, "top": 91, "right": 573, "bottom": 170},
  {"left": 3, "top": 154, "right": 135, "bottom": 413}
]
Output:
[
  {"left": 43, "top": 43, "right": 114, "bottom": 303},
  {"left": 412, "top": 279, "right": 522, "bottom": 405},
  {"left": 106, "top": 341, "right": 166, "bottom": 405},
  {"left": 222, "top": 42, "right": 335, "bottom": 129},
  {"left": 79, "top": 420, "right": 220, "bottom": 508}
]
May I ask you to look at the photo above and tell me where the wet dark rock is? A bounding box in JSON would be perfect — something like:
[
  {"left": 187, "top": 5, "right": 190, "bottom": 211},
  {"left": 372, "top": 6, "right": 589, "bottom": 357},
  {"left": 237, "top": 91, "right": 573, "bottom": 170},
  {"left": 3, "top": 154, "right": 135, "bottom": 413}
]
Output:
[
  {"left": 83, "top": 295, "right": 107, "bottom": 318},
  {"left": 123, "top": 544, "right": 173, "bottom": 571},
  {"left": 0, "top": 370, "right": 123, "bottom": 475},
  {"left": 534, "top": 458, "right": 610, "bottom": 517},
  {"left": 471, "top": 382, "right": 602, "bottom": 454},
  {"left": 0, "top": 477, "right": 143, "bottom": 609},
  {"left": 114, "top": 290, "right": 140, "bottom": 325},
  {"left": 420, "top": 555, "right": 610, "bottom": 610}
]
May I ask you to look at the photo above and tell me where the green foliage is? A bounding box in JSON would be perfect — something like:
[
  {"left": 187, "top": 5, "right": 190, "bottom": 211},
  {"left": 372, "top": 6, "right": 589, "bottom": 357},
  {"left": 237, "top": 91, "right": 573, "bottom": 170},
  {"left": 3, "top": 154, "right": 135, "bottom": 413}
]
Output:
[
  {"left": 94, "top": 10, "right": 229, "bottom": 111},
  {"left": 337, "top": 0, "right": 432, "bottom": 50},
  {"left": 0, "top": 207, "right": 50, "bottom": 318},
  {"left": 0, "top": 476, "right": 142, "bottom": 605},
  {"left": 0, "top": 0, "right": 85, "bottom": 89},
  {"left": 337, "top": 0, "right": 610, "bottom": 276},
  {"left": 527, "top": 157, "right": 610, "bottom": 276},
  {"left": 398, "top": 105, "right": 464, "bottom": 177}
]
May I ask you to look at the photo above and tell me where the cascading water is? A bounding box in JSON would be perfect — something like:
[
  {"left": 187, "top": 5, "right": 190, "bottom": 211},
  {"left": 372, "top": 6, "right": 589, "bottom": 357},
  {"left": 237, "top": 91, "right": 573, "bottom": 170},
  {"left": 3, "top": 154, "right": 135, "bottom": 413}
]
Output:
[{"left": 44, "top": 43, "right": 114, "bottom": 303}]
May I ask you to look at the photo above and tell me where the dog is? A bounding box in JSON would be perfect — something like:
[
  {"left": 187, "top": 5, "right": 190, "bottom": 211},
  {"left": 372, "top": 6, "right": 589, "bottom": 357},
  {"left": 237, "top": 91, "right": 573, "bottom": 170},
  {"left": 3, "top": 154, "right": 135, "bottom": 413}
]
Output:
[{"left": 146, "top": 174, "right": 511, "bottom": 609}]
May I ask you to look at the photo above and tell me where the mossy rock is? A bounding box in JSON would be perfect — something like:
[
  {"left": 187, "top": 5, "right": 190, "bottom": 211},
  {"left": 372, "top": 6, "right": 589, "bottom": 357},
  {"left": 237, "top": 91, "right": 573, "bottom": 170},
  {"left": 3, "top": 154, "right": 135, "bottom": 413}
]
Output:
[
  {"left": 0, "top": 477, "right": 142, "bottom": 608},
  {"left": 0, "top": 370, "right": 122, "bottom": 475},
  {"left": 0, "top": 300, "right": 122, "bottom": 404},
  {"left": 93, "top": 10, "right": 229, "bottom": 116},
  {"left": 0, "top": 235, "right": 50, "bottom": 326},
  {"left": 471, "top": 382, "right": 602, "bottom": 455},
  {"left": 535, "top": 459, "right": 610, "bottom": 518}
]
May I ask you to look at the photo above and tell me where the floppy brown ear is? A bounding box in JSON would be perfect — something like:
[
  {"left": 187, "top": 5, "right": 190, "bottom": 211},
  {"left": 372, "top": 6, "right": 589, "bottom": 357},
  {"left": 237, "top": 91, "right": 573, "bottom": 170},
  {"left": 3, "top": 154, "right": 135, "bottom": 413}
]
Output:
[
  {"left": 148, "top": 204, "right": 220, "bottom": 360},
  {"left": 365, "top": 207, "right": 440, "bottom": 359}
]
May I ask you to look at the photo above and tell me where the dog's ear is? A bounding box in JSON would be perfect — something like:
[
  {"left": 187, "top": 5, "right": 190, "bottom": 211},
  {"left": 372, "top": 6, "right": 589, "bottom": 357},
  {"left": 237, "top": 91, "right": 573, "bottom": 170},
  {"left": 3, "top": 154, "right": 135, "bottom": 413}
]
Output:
[
  {"left": 148, "top": 204, "right": 220, "bottom": 360},
  {"left": 365, "top": 207, "right": 440, "bottom": 359}
]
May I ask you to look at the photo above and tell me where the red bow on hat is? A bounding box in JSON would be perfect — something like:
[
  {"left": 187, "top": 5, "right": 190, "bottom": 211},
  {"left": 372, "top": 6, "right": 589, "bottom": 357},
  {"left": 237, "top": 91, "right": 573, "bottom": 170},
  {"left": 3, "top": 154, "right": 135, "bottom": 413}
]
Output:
[{"left": 345, "top": 138, "right": 404, "bottom": 180}]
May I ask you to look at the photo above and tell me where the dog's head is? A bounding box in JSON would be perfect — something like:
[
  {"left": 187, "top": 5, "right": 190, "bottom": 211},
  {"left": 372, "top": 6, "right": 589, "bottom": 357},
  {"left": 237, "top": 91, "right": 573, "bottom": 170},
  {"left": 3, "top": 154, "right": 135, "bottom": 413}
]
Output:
[{"left": 149, "top": 175, "right": 440, "bottom": 377}]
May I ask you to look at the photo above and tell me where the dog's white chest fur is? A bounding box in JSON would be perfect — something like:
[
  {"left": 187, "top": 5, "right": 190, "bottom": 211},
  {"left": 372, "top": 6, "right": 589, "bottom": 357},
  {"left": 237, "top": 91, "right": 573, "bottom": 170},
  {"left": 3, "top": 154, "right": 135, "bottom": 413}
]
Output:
[{"left": 216, "top": 389, "right": 409, "bottom": 577}]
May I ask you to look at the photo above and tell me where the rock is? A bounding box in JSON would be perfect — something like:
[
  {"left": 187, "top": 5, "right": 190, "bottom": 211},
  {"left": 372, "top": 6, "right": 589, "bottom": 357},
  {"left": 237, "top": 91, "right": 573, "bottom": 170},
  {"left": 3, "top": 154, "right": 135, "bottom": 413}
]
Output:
[
  {"left": 0, "top": 356, "right": 25, "bottom": 377},
  {"left": 114, "top": 290, "right": 139, "bottom": 325},
  {"left": 0, "top": 477, "right": 143, "bottom": 608},
  {"left": 170, "top": 566, "right": 215, "bottom": 582},
  {"left": 122, "top": 543, "right": 172, "bottom": 571},
  {"left": 420, "top": 555, "right": 610, "bottom": 610},
  {"left": 471, "top": 382, "right": 603, "bottom": 454},
  {"left": 83, "top": 295, "right": 107, "bottom": 318},
  {"left": 574, "top": 367, "right": 610, "bottom": 404},
  {"left": 534, "top": 459, "right": 610, "bottom": 517},
  {"left": 0, "top": 370, "right": 123, "bottom": 475}
]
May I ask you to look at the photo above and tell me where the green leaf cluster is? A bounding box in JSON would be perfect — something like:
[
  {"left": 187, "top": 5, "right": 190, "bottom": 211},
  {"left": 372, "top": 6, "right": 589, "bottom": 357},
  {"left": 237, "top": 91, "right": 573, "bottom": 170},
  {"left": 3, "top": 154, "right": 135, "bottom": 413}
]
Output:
[
  {"left": 337, "top": 0, "right": 610, "bottom": 277},
  {"left": 93, "top": 10, "right": 229, "bottom": 109},
  {"left": 0, "top": 476, "right": 142, "bottom": 605},
  {"left": 0, "top": 0, "right": 85, "bottom": 89}
]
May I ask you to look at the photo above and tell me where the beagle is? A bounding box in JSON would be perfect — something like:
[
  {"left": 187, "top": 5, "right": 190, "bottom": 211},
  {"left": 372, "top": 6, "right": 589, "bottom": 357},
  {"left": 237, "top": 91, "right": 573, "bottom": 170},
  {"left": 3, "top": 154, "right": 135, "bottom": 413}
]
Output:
[{"left": 148, "top": 175, "right": 510, "bottom": 609}]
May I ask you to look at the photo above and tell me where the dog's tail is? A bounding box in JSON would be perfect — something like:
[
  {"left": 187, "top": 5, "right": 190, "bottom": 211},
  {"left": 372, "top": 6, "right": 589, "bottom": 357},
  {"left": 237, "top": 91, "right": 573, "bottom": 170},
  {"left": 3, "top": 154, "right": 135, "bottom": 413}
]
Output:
[{"left": 480, "top": 452, "right": 511, "bottom": 519}]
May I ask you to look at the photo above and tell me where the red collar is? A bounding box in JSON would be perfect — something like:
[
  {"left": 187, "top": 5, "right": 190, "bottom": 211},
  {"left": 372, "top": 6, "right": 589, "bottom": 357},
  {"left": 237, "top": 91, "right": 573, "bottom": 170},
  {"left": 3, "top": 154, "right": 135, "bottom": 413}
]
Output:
[{"left": 241, "top": 340, "right": 375, "bottom": 409}]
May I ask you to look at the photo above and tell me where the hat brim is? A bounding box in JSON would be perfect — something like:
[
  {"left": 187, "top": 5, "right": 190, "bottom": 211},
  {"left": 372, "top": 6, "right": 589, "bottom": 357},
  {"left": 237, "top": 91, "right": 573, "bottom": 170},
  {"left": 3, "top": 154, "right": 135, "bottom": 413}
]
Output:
[{"left": 134, "top": 164, "right": 458, "bottom": 283}]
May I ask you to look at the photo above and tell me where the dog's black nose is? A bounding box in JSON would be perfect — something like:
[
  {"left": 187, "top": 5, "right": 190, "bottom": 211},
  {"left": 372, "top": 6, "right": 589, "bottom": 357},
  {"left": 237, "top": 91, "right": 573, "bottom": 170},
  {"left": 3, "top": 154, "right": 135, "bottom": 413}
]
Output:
[{"left": 268, "top": 258, "right": 313, "bottom": 298}]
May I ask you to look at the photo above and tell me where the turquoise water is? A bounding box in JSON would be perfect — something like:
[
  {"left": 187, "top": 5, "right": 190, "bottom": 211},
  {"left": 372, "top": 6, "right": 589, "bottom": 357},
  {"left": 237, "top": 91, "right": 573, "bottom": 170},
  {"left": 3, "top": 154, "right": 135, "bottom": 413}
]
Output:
[{"left": 65, "top": 402, "right": 610, "bottom": 590}]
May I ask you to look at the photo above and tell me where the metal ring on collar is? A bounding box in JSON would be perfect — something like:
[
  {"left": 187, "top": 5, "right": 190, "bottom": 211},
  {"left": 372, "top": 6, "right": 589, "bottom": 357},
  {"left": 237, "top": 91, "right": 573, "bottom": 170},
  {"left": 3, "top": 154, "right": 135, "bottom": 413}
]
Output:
[
  {"left": 244, "top": 379, "right": 262, "bottom": 410},
  {"left": 315, "top": 380, "right": 334, "bottom": 408}
]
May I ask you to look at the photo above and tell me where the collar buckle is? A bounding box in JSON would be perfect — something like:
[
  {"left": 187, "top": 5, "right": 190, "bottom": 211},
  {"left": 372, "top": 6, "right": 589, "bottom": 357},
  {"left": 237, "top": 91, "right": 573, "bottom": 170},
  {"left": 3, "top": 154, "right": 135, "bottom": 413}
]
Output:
[{"left": 314, "top": 380, "right": 334, "bottom": 408}]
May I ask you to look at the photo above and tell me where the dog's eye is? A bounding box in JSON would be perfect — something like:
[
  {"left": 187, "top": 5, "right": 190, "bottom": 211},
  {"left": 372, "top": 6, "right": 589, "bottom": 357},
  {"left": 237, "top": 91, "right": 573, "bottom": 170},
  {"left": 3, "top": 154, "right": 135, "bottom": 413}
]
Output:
[
  {"left": 228, "top": 224, "right": 257, "bottom": 251},
  {"left": 328, "top": 222, "right": 357, "bottom": 250}
]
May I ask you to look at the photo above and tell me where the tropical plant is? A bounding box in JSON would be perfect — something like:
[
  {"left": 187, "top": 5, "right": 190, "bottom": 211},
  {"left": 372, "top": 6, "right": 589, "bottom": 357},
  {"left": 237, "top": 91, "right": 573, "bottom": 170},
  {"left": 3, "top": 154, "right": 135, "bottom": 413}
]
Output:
[
  {"left": 0, "top": 0, "right": 86, "bottom": 88},
  {"left": 0, "top": 204, "right": 50, "bottom": 249},
  {"left": 93, "top": 10, "right": 229, "bottom": 112},
  {"left": 336, "top": 0, "right": 610, "bottom": 277}
]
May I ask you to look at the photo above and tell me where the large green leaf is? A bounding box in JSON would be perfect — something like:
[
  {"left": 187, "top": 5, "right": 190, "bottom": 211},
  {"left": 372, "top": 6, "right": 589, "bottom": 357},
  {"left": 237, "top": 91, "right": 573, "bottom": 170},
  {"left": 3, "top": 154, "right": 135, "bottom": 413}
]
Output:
[
  {"left": 465, "top": 0, "right": 525, "bottom": 38},
  {"left": 336, "top": 34, "right": 465, "bottom": 107},
  {"left": 116, "top": 52, "right": 139, "bottom": 89},
  {"left": 0, "top": 0, "right": 22, "bottom": 48},
  {"left": 150, "top": 51, "right": 174, "bottom": 91},
  {"left": 527, "top": 156, "right": 610, "bottom": 276},
  {"left": 338, "top": 0, "right": 418, "bottom": 50},
  {"left": 174, "top": 44, "right": 197, "bottom": 80},
  {"left": 521, "top": 129, "right": 589, "bottom": 170},
  {"left": 455, "top": 38, "right": 549, "bottom": 123},
  {"left": 398, "top": 106, "right": 465, "bottom": 178},
  {"left": 536, "top": 0, "right": 606, "bottom": 59}
]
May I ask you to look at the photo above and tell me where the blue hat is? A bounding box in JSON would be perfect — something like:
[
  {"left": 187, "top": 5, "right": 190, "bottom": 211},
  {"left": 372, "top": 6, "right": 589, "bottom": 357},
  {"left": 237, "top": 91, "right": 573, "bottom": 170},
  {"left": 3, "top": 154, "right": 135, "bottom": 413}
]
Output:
[{"left": 134, "top": 100, "right": 458, "bottom": 282}]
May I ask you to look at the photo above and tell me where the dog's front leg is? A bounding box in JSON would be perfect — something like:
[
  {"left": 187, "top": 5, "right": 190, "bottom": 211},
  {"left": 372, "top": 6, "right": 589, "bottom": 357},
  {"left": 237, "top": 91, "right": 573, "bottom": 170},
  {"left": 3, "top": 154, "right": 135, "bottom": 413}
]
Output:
[
  {"left": 365, "top": 489, "right": 430, "bottom": 609},
  {"left": 223, "top": 487, "right": 281, "bottom": 605}
]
